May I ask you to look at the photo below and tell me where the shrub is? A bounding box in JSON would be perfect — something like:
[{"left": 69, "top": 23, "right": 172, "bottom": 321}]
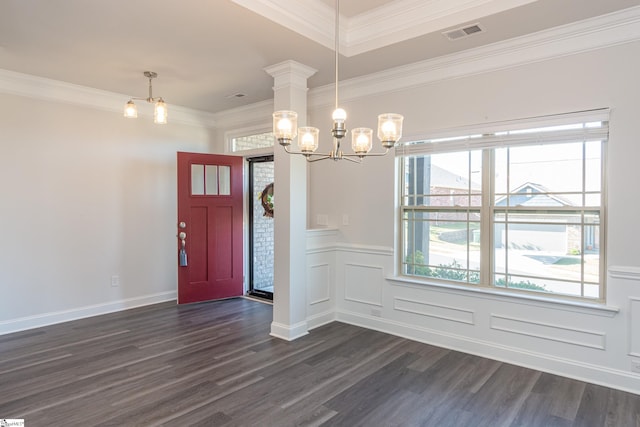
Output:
[{"left": 406, "top": 255, "right": 547, "bottom": 290}]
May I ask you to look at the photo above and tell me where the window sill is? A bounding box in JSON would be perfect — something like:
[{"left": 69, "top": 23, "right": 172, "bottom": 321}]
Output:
[{"left": 387, "top": 275, "right": 619, "bottom": 317}]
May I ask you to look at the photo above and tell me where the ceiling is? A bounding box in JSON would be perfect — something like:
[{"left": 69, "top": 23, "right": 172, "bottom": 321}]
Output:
[{"left": 1, "top": 0, "right": 638, "bottom": 115}]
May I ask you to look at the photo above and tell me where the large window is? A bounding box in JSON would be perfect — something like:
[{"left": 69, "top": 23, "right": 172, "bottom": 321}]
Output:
[{"left": 399, "top": 110, "right": 607, "bottom": 301}]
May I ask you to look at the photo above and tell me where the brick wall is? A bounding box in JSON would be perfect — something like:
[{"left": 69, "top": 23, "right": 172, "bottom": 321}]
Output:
[
  {"left": 252, "top": 161, "right": 274, "bottom": 290},
  {"left": 233, "top": 132, "right": 274, "bottom": 152}
]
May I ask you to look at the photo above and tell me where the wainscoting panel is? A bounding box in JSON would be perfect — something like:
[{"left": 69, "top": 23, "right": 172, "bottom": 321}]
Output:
[
  {"left": 490, "top": 314, "right": 606, "bottom": 350},
  {"left": 630, "top": 298, "right": 640, "bottom": 357},
  {"left": 394, "top": 297, "right": 475, "bottom": 325},
  {"left": 344, "top": 263, "right": 384, "bottom": 307},
  {"left": 305, "top": 229, "right": 338, "bottom": 330},
  {"left": 308, "top": 263, "right": 331, "bottom": 305},
  {"left": 310, "top": 237, "right": 639, "bottom": 393}
]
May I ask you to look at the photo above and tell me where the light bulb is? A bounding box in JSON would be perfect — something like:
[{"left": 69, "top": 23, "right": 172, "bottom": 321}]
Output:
[
  {"left": 351, "top": 127, "right": 373, "bottom": 154},
  {"left": 377, "top": 113, "right": 403, "bottom": 148},
  {"left": 298, "top": 127, "right": 319, "bottom": 153},
  {"left": 301, "top": 132, "right": 314, "bottom": 146},
  {"left": 154, "top": 99, "right": 168, "bottom": 124},
  {"left": 332, "top": 108, "right": 347, "bottom": 122},
  {"left": 356, "top": 133, "right": 369, "bottom": 148},
  {"left": 277, "top": 118, "right": 292, "bottom": 133},
  {"left": 124, "top": 100, "right": 137, "bottom": 118},
  {"left": 273, "top": 111, "right": 298, "bottom": 142},
  {"left": 381, "top": 120, "right": 396, "bottom": 136}
]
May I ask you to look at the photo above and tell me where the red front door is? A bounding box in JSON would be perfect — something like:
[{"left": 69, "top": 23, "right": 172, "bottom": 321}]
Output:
[{"left": 177, "top": 152, "right": 243, "bottom": 304}]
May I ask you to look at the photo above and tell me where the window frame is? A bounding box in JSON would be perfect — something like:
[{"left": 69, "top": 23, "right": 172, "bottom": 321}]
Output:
[{"left": 397, "top": 110, "right": 608, "bottom": 303}]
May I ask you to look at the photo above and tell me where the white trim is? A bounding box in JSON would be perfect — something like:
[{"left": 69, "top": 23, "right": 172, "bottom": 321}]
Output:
[
  {"left": 609, "top": 265, "right": 640, "bottom": 281},
  {"left": 308, "top": 262, "right": 331, "bottom": 306},
  {"left": 0, "top": 69, "right": 217, "bottom": 128},
  {"left": 336, "top": 309, "right": 640, "bottom": 395},
  {"left": 3, "top": 7, "right": 640, "bottom": 130},
  {"left": 270, "top": 320, "right": 309, "bottom": 341},
  {"left": 232, "top": 0, "right": 335, "bottom": 52},
  {"left": 629, "top": 297, "right": 640, "bottom": 357},
  {"left": 335, "top": 243, "right": 394, "bottom": 256},
  {"left": 306, "top": 310, "right": 336, "bottom": 330},
  {"left": 308, "top": 6, "right": 640, "bottom": 110},
  {"left": 0, "top": 291, "right": 177, "bottom": 336},
  {"left": 389, "top": 276, "right": 619, "bottom": 317},
  {"left": 232, "top": 0, "right": 539, "bottom": 56},
  {"left": 214, "top": 99, "right": 273, "bottom": 129},
  {"left": 345, "top": 0, "right": 538, "bottom": 56},
  {"left": 394, "top": 297, "right": 476, "bottom": 325},
  {"left": 489, "top": 313, "right": 606, "bottom": 350},
  {"left": 398, "top": 109, "right": 610, "bottom": 155}
]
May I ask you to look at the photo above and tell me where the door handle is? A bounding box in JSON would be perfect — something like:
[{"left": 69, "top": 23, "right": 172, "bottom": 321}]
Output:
[{"left": 178, "top": 231, "right": 188, "bottom": 267}]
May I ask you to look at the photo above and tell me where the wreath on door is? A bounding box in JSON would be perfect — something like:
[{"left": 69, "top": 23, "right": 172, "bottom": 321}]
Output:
[{"left": 258, "top": 182, "right": 274, "bottom": 218}]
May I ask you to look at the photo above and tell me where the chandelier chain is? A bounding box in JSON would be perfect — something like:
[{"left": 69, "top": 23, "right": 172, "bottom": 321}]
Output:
[{"left": 335, "top": 0, "right": 340, "bottom": 112}]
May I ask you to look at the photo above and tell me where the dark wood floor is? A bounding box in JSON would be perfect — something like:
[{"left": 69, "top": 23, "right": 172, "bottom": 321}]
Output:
[{"left": 1, "top": 298, "right": 639, "bottom": 426}]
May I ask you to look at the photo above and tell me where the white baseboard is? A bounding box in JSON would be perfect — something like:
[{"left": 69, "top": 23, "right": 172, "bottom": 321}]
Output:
[
  {"left": 270, "top": 320, "right": 309, "bottom": 341},
  {"left": 307, "top": 310, "right": 336, "bottom": 331},
  {"left": 0, "top": 291, "right": 177, "bottom": 336},
  {"left": 336, "top": 309, "right": 640, "bottom": 395}
]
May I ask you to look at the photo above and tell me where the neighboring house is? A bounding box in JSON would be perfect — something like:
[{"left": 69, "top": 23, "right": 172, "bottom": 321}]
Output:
[
  {"left": 494, "top": 182, "right": 572, "bottom": 207},
  {"left": 494, "top": 182, "right": 598, "bottom": 253},
  {"left": 428, "top": 164, "right": 482, "bottom": 209}
]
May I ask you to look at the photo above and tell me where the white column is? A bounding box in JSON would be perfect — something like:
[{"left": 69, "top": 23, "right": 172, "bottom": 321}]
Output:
[{"left": 264, "top": 60, "right": 317, "bottom": 341}]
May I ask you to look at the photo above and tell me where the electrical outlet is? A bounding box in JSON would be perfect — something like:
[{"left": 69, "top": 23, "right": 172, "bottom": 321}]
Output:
[
  {"left": 111, "top": 275, "right": 120, "bottom": 287},
  {"left": 631, "top": 360, "right": 640, "bottom": 373}
]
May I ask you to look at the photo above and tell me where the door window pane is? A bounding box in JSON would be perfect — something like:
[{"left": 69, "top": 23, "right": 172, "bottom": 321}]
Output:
[
  {"left": 219, "top": 166, "right": 231, "bottom": 195},
  {"left": 205, "top": 165, "right": 218, "bottom": 195},
  {"left": 191, "top": 164, "right": 205, "bottom": 195}
]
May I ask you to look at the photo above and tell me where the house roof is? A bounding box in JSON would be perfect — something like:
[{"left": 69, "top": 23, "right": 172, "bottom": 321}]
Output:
[{"left": 495, "top": 182, "right": 575, "bottom": 207}]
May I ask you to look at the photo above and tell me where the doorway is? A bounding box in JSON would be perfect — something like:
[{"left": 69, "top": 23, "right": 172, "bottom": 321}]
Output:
[
  {"left": 176, "top": 152, "right": 244, "bottom": 304},
  {"left": 248, "top": 156, "right": 274, "bottom": 300}
]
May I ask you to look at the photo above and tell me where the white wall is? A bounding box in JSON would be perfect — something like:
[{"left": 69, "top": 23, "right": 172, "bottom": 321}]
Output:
[
  {"left": 0, "top": 92, "right": 213, "bottom": 332},
  {"left": 2, "top": 6, "right": 640, "bottom": 395},
  {"left": 304, "top": 40, "right": 640, "bottom": 393},
  {"left": 204, "top": 9, "right": 640, "bottom": 393}
]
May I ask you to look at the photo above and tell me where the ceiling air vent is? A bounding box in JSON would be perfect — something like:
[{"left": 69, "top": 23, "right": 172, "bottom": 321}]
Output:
[{"left": 443, "top": 23, "right": 484, "bottom": 41}]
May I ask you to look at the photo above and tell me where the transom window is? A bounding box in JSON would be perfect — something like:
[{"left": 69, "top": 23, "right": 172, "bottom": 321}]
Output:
[
  {"left": 231, "top": 131, "right": 274, "bottom": 152},
  {"left": 399, "top": 110, "right": 608, "bottom": 301}
]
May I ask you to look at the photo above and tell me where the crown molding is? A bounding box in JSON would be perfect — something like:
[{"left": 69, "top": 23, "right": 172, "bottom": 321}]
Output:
[
  {"left": 308, "top": 5, "right": 640, "bottom": 109},
  {"left": 233, "top": 0, "right": 538, "bottom": 56},
  {"left": 232, "top": 0, "right": 336, "bottom": 50},
  {"left": 213, "top": 99, "right": 274, "bottom": 129},
  {"left": 346, "top": 0, "right": 538, "bottom": 56},
  {"left": 0, "top": 69, "right": 218, "bottom": 128},
  {"left": 4, "top": 6, "right": 639, "bottom": 131}
]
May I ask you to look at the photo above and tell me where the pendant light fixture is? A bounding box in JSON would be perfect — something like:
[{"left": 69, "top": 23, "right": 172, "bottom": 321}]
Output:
[
  {"left": 124, "top": 71, "right": 168, "bottom": 124},
  {"left": 272, "top": 0, "right": 404, "bottom": 162}
]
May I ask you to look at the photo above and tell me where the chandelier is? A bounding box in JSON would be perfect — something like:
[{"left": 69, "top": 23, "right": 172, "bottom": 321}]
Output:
[
  {"left": 124, "top": 71, "right": 168, "bottom": 124},
  {"left": 272, "top": 0, "right": 403, "bottom": 162}
]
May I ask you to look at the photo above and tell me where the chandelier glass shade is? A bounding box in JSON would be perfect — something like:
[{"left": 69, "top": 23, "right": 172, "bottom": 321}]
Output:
[
  {"left": 272, "top": 0, "right": 403, "bottom": 162},
  {"left": 124, "top": 71, "right": 168, "bottom": 124}
]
